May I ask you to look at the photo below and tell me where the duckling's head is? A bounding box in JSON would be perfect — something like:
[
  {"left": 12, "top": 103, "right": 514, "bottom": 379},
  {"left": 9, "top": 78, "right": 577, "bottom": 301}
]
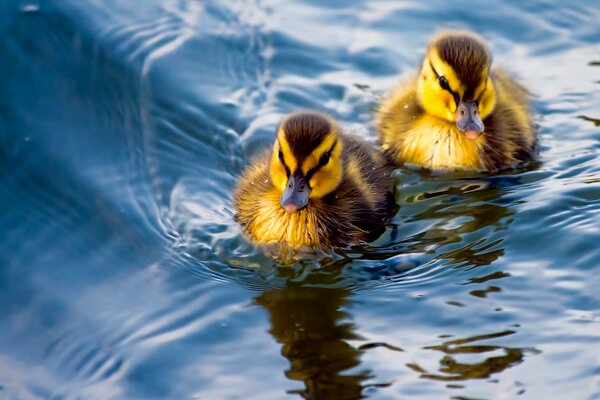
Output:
[
  {"left": 270, "top": 111, "right": 344, "bottom": 213},
  {"left": 417, "top": 31, "right": 497, "bottom": 140}
]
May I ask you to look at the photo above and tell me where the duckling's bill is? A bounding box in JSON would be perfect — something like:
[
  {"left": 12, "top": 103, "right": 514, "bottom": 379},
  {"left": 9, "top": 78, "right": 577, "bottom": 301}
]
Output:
[
  {"left": 280, "top": 174, "right": 309, "bottom": 213},
  {"left": 456, "top": 100, "right": 484, "bottom": 140}
]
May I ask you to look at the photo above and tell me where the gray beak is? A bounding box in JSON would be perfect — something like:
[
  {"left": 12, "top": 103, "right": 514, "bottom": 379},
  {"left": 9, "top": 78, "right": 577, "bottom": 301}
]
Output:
[
  {"left": 280, "top": 174, "right": 309, "bottom": 213},
  {"left": 456, "top": 101, "right": 484, "bottom": 140}
]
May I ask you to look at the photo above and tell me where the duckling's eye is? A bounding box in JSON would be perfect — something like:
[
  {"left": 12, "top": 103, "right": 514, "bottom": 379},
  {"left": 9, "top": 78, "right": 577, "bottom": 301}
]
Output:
[
  {"left": 319, "top": 151, "right": 331, "bottom": 167},
  {"left": 278, "top": 149, "right": 284, "bottom": 162},
  {"left": 439, "top": 76, "right": 451, "bottom": 91}
]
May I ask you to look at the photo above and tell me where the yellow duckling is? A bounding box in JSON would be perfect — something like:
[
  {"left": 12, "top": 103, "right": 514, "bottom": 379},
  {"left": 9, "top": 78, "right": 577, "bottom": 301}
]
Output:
[
  {"left": 234, "top": 111, "right": 394, "bottom": 251},
  {"left": 378, "top": 30, "right": 536, "bottom": 171}
]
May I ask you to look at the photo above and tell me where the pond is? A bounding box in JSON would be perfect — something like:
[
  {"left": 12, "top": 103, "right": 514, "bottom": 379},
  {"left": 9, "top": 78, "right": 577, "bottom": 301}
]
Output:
[{"left": 1, "top": 0, "right": 599, "bottom": 399}]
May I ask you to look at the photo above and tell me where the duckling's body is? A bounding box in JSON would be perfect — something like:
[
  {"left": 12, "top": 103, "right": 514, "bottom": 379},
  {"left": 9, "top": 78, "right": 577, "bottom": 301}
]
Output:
[
  {"left": 378, "top": 31, "right": 535, "bottom": 171},
  {"left": 234, "top": 112, "right": 394, "bottom": 250}
]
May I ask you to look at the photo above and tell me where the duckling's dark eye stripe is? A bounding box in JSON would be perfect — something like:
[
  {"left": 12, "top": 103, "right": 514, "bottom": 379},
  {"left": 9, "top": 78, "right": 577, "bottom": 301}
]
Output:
[
  {"left": 429, "top": 60, "right": 460, "bottom": 106},
  {"left": 305, "top": 139, "right": 338, "bottom": 183},
  {"left": 277, "top": 143, "right": 291, "bottom": 176}
]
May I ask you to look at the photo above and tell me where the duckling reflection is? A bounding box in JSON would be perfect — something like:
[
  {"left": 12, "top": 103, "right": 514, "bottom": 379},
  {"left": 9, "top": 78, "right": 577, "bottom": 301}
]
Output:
[
  {"left": 255, "top": 283, "right": 370, "bottom": 400},
  {"left": 407, "top": 330, "right": 539, "bottom": 381},
  {"left": 391, "top": 173, "right": 518, "bottom": 269}
]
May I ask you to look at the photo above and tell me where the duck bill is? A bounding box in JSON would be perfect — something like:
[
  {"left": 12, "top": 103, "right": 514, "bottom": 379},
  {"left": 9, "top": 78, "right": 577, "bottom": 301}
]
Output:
[
  {"left": 456, "top": 101, "right": 484, "bottom": 140},
  {"left": 280, "top": 175, "right": 309, "bottom": 213}
]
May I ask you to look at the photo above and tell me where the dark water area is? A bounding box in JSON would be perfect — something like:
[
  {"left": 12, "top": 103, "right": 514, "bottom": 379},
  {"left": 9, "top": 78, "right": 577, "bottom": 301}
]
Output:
[{"left": 1, "top": 0, "right": 599, "bottom": 398}]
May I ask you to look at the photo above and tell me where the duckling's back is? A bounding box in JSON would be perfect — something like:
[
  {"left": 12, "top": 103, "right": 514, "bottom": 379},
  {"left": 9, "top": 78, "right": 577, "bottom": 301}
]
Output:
[
  {"left": 480, "top": 69, "right": 536, "bottom": 169},
  {"left": 316, "top": 134, "right": 396, "bottom": 245}
]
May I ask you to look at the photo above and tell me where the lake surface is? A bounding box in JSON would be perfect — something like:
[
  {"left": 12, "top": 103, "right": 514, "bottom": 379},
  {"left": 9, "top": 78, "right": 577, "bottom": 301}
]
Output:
[{"left": 1, "top": 0, "right": 599, "bottom": 399}]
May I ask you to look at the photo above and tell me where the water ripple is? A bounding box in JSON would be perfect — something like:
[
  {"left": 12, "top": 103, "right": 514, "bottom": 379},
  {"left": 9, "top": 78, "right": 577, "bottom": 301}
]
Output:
[{"left": 1, "top": 0, "right": 600, "bottom": 399}]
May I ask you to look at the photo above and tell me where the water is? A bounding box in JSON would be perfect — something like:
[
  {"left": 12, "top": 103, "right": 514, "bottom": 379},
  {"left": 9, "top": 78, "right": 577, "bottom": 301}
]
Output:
[{"left": 1, "top": 0, "right": 599, "bottom": 398}]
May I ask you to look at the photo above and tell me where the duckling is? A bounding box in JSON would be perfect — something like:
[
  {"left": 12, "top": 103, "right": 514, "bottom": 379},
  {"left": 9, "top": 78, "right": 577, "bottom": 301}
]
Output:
[
  {"left": 377, "top": 31, "right": 536, "bottom": 171},
  {"left": 234, "top": 111, "right": 395, "bottom": 251}
]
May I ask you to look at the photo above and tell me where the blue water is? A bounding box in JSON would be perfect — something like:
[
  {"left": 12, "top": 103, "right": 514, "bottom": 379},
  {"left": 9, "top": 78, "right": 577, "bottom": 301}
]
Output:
[{"left": 1, "top": 0, "right": 599, "bottom": 399}]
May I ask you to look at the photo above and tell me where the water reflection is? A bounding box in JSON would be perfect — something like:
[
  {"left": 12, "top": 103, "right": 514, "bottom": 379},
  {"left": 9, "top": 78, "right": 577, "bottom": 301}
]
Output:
[
  {"left": 344, "top": 172, "right": 520, "bottom": 285},
  {"left": 397, "top": 173, "right": 515, "bottom": 255},
  {"left": 255, "top": 283, "right": 371, "bottom": 400},
  {"left": 578, "top": 115, "right": 600, "bottom": 126},
  {"left": 254, "top": 272, "right": 539, "bottom": 399},
  {"left": 408, "top": 330, "right": 539, "bottom": 382}
]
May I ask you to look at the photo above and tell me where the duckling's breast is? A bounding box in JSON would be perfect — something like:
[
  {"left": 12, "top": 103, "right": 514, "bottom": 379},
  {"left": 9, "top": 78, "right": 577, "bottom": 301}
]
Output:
[
  {"left": 402, "top": 117, "right": 486, "bottom": 170},
  {"left": 244, "top": 188, "right": 321, "bottom": 248}
]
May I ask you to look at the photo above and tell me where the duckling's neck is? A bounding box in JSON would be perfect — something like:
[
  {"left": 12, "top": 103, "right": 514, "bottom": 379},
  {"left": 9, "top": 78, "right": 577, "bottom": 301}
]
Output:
[
  {"left": 250, "top": 188, "right": 322, "bottom": 248},
  {"left": 402, "top": 115, "right": 486, "bottom": 170}
]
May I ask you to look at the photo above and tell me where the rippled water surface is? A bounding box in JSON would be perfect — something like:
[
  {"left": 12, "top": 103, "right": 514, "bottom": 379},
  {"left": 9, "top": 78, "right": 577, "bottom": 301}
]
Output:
[{"left": 1, "top": 0, "right": 599, "bottom": 399}]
